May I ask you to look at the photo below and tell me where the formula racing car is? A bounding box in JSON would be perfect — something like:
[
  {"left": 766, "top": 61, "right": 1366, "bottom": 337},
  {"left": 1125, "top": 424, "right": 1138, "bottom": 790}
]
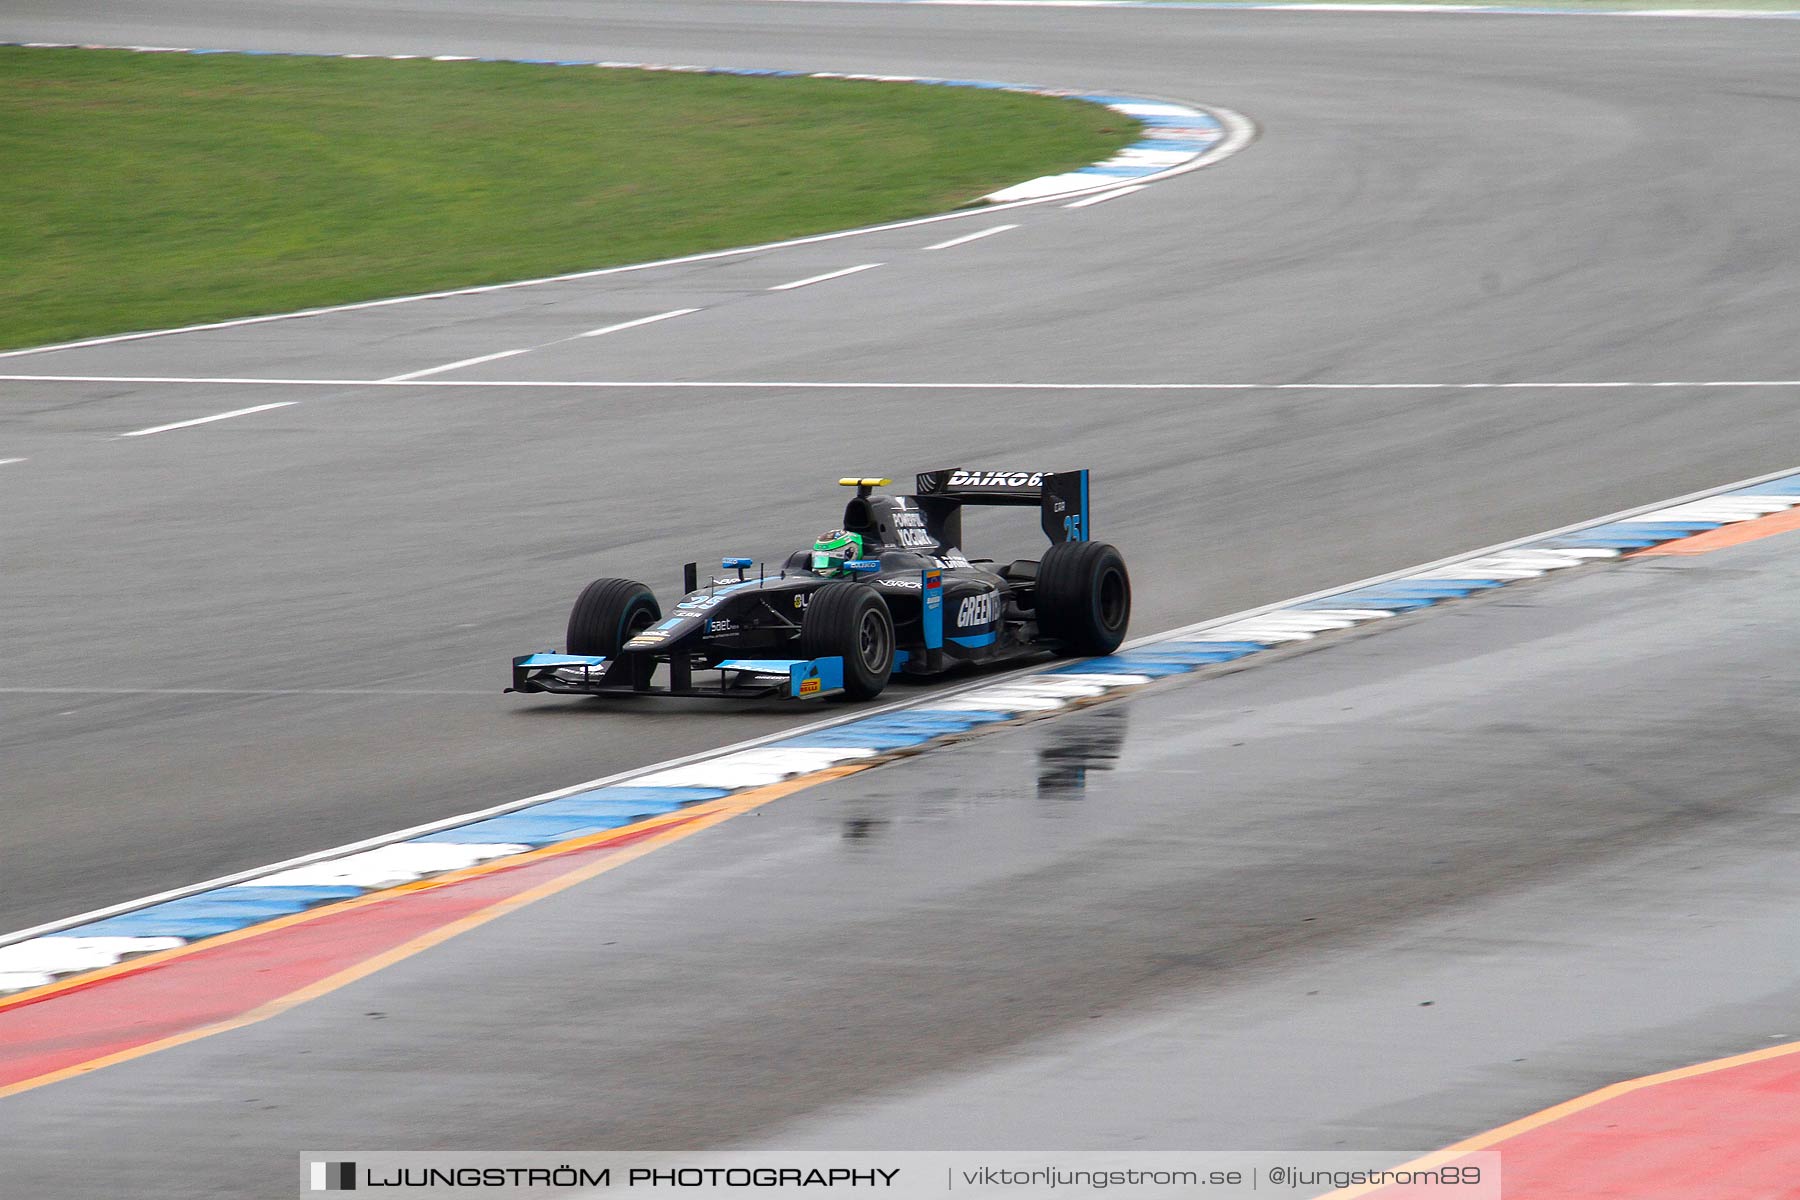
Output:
[{"left": 509, "top": 469, "right": 1129, "bottom": 702}]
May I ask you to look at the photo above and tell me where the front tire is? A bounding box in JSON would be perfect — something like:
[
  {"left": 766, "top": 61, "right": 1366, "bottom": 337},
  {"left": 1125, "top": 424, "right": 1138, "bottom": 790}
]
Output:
[
  {"left": 567, "top": 578, "right": 660, "bottom": 657},
  {"left": 800, "top": 582, "right": 895, "bottom": 701},
  {"left": 1035, "top": 541, "right": 1130, "bottom": 656}
]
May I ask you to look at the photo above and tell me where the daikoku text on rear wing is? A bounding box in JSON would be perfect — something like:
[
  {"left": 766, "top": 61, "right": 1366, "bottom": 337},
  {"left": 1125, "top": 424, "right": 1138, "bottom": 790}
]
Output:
[{"left": 912, "top": 468, "right": 1090, "bottom": 547}]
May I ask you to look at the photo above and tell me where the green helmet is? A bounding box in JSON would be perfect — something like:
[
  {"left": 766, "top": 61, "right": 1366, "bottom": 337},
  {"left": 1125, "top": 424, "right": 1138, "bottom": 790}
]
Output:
[{"left": 811, "top": 529, "right": 864, "bottom": 577}]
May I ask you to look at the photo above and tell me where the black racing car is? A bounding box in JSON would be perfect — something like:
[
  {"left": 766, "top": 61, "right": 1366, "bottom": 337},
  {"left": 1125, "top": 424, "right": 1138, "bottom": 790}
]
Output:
[{"left": 509, "top": 469, "right": 1129, "bottom": 702}]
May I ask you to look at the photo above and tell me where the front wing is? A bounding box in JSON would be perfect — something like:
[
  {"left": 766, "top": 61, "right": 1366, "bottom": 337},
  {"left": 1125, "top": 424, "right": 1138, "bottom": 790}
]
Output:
[{"left": 509, "top": 653, "right": 851, "bottom": 700}]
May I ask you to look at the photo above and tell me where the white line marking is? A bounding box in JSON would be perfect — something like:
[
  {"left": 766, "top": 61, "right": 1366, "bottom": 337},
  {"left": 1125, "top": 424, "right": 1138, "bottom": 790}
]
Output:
[
  {"left": 0, "top": 687, "right": 490, "bottom": 696},
  {"left": 768, "top": 263, "right": 885, "bottom": 291},
  {"left": 0, "top": 937, "right": 185, "bottom": 977},
  {"left": 254, "top": 842, "right": 529, "bottom": 889},
  {"left": 1065, "top": 185, "right": 1147, "bottom": 208},
  {"left": 925, "top": 224, "right": 1018, "bottom": 251},
  {"left": 381, "top": 346, "right": 535, "bottom": 383},
  {"left": 378, "top": 308, "right": 702, "bottom": 383},
  {"left": 0, "top": 457, "right": 25, "bottom": 466},
  {"left": 0, "top": 102, "right": 1254, "bottom": 363},
  {"left": 1, "top": 375, "right": 379, "bottom": 386},
  {"left": 634, "top": 747, "right": 880, "bottom": 790},
  {"left": 117, "top": 402, "right": 297, "bottom": 438},
  {"left": 579, "top": 307, "right": 701, "bottom": 338},
  {"left": 14, "top": 375, "right": 1800, "bottom": 391}
]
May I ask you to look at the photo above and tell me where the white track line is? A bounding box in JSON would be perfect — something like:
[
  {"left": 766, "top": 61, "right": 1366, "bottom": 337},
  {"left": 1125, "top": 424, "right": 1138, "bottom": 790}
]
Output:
[
  {"left": 768, "top": 263, "right": 885, "bottom": 291},
  {"left": 0, "top": 687, "right": 490, "bottom": 696},
  {"left": 0, "top": 103, "right": 1255, "bottom": 365},
  {"left": 379, "top": 308, "right": 701, "bottom": 383},
  {"left": 117, "top": 402, "right": 297, "bottom": 438},
  {"left": 16, "top": 375, "right": 1800, "bottom": 391},
  {"left": 925, "top": 223, "right": 1018, "bottom": 250},
  {"left": 0, "top": 457, "right": 25, "bottom": 466},
  {"left": 1065, "top": 185, "right": 1147, "bottom": 208},
  {"left": 382, "top": 346, "right": 536, "bottom": 383},
  {"left": 578, "top": 307, "right": 700, "bottom": 338}
]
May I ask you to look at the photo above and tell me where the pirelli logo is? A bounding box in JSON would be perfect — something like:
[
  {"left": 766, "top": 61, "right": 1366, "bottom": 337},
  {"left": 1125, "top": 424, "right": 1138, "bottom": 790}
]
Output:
[{"left": 799, "top": 677, "right": 822, "bottom": 696}]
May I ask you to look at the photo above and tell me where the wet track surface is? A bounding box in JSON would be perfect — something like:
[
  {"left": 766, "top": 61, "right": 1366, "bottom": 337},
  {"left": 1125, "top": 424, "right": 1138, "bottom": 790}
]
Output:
[
  {"left": 3, "top": 515, "right": 1798, "bottom": 1194},
  {"left": 5, "top": 5, "right": 1800, "bottom": 1193},
  {"left": 5, "top": 1, "right": 1800, "bottom": 932}
]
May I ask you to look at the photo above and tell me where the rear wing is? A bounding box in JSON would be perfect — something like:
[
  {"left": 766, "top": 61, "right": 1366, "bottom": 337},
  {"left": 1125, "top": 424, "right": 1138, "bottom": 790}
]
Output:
[{"left": 912, "top": 468, "right": 1089, "bottom": 547}]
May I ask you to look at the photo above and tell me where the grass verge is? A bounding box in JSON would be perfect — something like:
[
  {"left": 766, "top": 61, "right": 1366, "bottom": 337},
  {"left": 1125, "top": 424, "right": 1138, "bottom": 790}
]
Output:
[{"left": 0, "top": 48, "right": 1140, "bottom": 350}]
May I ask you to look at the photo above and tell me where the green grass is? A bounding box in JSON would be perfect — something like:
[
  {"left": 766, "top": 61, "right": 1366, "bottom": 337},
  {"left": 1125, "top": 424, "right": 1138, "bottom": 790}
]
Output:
[{"left": 0, "top": 48, "right": 1139, "bottom": 350}]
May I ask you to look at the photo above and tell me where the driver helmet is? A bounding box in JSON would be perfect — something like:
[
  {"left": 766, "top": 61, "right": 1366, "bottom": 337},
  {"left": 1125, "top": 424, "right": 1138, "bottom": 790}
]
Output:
[{"left": 811, "top": 529, "right": 865, "bottom": 577}]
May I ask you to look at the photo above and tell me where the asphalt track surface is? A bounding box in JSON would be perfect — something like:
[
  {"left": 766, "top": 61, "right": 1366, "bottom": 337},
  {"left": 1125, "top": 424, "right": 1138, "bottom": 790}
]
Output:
[
  {"left": 6, "top": 508, "right": 1800, "bottom": 1196},
  {"left": 3, "top": 4, "right": 1799, "bottom": 942}
]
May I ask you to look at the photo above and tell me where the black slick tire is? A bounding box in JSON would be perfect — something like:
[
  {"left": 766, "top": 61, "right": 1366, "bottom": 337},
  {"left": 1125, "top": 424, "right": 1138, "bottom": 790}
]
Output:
[
  {"left": 567, "top": 578, "right": 660, "bottom": 657},
  {"left": 799, "top": 581, "right": 895, "bottom": 701},
  {"left": 1035, "top": 541, "right": 1131, "bottom": 656}
]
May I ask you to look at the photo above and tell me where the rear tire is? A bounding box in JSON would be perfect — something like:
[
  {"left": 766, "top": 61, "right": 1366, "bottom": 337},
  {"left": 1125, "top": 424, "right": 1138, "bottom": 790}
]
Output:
[
  {"left": 1036, "top": 541, "right": 1130, "bottom": 656},
  {"left": 567, "top": 578, "right": 660, "bottom": 657},
  {"left": 800, "top": 582, "right": 895, "bottom": 701}
]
